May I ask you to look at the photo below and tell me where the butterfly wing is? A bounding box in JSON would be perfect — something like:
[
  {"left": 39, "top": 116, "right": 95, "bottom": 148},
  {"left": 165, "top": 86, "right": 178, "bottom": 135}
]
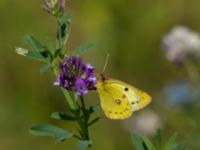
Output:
[
  {"left": 107, "top": 79, "right": 152, "bottom": 112},
  {"left": 97, "top": 80, "right": 132, "bottom": 120}
]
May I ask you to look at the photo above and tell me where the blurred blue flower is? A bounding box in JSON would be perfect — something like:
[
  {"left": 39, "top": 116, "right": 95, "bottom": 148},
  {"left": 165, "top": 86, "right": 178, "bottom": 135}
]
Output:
[
  {"left": 54, "top": 56, "right": 97, "bottom": 96},
  {"left": 162, "top": 26, "right": 200, "bottom": 64},
  {"left": 162, "top": 80, "right": 199, "bottom": 106}
]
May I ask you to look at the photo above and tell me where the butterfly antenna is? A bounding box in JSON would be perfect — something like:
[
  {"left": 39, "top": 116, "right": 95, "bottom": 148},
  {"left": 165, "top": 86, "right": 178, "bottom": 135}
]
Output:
[{"left": 102, "top": 54, "right": 110, "bottom": 74}]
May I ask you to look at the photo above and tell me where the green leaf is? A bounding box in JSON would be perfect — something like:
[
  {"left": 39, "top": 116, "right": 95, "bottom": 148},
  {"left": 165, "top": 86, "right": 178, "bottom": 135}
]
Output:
[
  {"left": 16, "top": 47, "right": 49, "bottom": 63},
  {"left": 39, "top": 64, "right": 51, "bottom": 74},
  {"left": 88, "top": 117, "right": 101, "bottom": 127},
  {"left": 61, "top": 88, "right": 77, "bottom": 110},
  {"left": 172, "top": 144, "right": 188, "bottom": 150},
  {"left": 73, "top": 92, "right": 78, "bottom": 102},
  {"left": 59, "top": 13, "right": 71, "bottom": 48},
  {"left": 132, "top": 133, "right": 146, "bottom": 150},
  {"left": 71, "top": 42, "right": 94, "bottom": 56},
  {"left": 76, "top": 140, "right": 91, "bottom": 150},
  {"left": 51, "top": 112, "right": 76, "bottom": 121},
  {"left": 143, "top": 137, "right": 156, "bottom": 150},
  {"left": 22, "top": 35, "right": 45, "bottom": 52},
  {"left": 156, "top": 128, "right": 162, "bottom": 150},
  {"left": 165, "top": 133, "right": 177, "bottom": 150},
  {"left": 21, "top": 35, "right": 51, "bottom": 62},
  {"left": 25, "top": 51, "right": 49, "bottom": 63},
  {"left": 30, "top": 124, "right": 73, "bottom": 142}
]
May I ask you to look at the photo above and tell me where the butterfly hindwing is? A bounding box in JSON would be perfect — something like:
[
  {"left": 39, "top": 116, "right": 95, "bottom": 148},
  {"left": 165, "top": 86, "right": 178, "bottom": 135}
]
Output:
[
  {"left": 97, "top": 80, "right": 132, "bottom": 119},
  {"left": 105, "top": 79, "right": 152, "bottom": 112}
]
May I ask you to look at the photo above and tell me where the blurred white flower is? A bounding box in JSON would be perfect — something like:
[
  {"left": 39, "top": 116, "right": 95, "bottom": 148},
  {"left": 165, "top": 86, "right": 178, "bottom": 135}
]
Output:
[
  {"left": 122, "top": 110, "right": 162, "bottom": 137},
  {"left": 162, "top": 26, "right": 200, "bottom": 63}
]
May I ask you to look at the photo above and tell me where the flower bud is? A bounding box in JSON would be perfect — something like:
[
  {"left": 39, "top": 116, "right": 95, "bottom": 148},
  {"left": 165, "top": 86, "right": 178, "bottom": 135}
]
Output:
[{"left": 43, "top": 0, "right": 65, "bottom": 16}]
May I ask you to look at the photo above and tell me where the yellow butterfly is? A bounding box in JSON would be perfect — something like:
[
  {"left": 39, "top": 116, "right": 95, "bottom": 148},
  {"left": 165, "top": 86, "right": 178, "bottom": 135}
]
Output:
[{"left": 97, "top": 74, "right": 152, "bottom": 120}]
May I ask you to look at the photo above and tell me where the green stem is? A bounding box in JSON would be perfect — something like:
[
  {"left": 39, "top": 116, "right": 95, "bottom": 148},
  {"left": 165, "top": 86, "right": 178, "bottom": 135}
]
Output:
[
  {"left": 56, "top": 17, "right": 63, "bottom": 50},
  {"left": 50, "top": 16, "right": 77, "bottom": 110},
  {"left": 54, "top": 12, "right": 91, "bottom": 147},
  {"left": 80, "top": 96, "right": 90, "bottom": 141}
]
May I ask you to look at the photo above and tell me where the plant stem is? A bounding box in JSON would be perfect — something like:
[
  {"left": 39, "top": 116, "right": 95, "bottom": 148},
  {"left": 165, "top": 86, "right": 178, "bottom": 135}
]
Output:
[
  {"left": 56, "top": 17, "right": 63, "bottom": 50},
  {"left": 50, "top": 15, "right": 77, "bottom": 111},
  {"left": 54, "top": 13, "right": 91, "bottom": 147},
  {"left": 80, "top": 96, "right": 90, "bottom": 140}
]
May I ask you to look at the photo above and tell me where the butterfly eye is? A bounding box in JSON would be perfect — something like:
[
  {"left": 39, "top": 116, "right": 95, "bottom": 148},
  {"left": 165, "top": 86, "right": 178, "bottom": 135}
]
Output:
[{"left": 124, "top": 87, "right": 129, "bottom": 91}]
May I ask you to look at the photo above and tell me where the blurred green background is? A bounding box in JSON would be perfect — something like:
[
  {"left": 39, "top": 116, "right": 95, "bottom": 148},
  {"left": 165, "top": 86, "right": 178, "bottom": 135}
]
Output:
[{"left": 1, "top": 0, "right": 200, "bottom": 149}]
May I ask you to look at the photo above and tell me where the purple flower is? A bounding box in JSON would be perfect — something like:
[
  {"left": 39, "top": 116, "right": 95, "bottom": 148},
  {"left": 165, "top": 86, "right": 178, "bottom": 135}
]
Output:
[
  {"left": 43, "top": 0, "right": 65, "bottom": 16},
  {"left": 54, "top": 56, "right": 97, "bottom": 96},
  {"left": 75, "top": 78, "right": 88, "bottom": 96},
  {"left": 59, "top": 0, "right": 65, "bottom": 12}
]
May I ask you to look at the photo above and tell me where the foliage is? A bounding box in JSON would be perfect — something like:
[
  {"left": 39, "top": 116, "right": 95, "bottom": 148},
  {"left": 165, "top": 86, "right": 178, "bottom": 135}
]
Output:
[
  {"left": 16, "top": 1, "right": 97, "bottom": 149},
  {"left": 132, "top": 129, "right": 188, "bottom": 150}
]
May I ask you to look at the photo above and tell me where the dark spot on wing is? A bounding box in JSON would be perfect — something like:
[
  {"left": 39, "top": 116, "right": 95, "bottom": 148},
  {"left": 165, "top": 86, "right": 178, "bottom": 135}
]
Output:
[
  {"left": 122, "top": 95, "right": 126, "bottom": 98},
  {"left": 124, "top": 87, "right": 129, "bottom": 91},
  {"left": 115, "top": 99, "right": 121, "bottom": 105},
  {"left": 131, "top": 101, "right": 135, "bottom": 105}
]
